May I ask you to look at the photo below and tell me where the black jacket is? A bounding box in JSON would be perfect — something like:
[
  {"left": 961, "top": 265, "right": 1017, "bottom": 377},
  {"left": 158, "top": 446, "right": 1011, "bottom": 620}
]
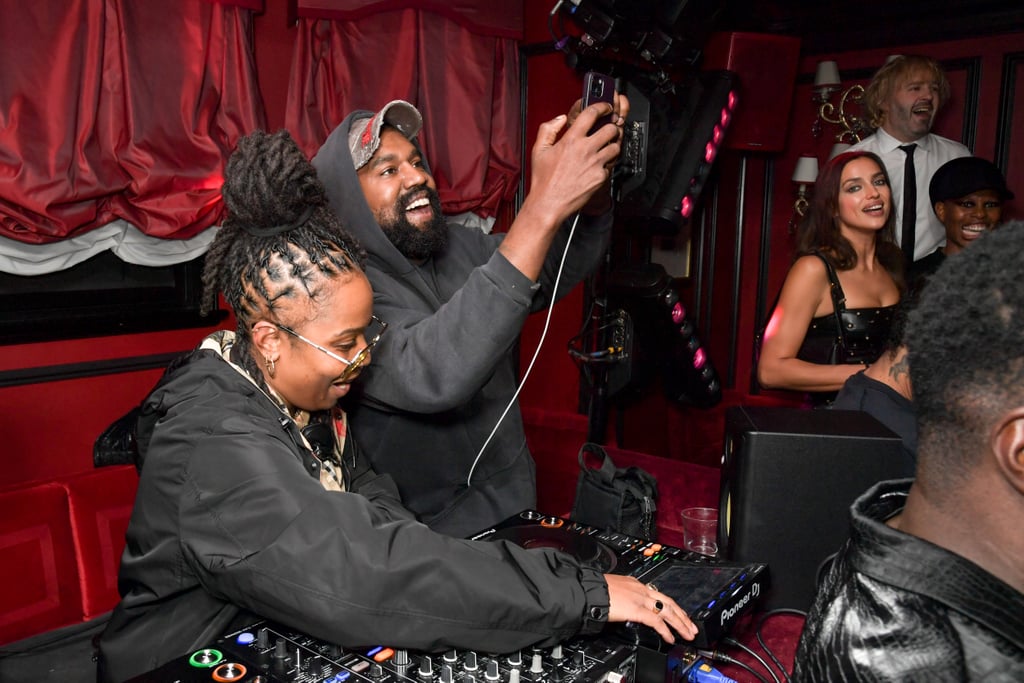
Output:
[
  {"left": 311, "top": 111, "right": 612, "bottom": 537},
  {"left": 97, "top": 336, "right": 609, "bottom": 682},
  {"left": 794, "top": 479, "right": 1024, "bottom": 681}
]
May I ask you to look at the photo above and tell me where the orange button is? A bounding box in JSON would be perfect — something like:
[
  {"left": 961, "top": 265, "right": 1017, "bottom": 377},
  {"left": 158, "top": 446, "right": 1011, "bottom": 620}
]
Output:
[{"left": 374, "top": 648, "right": 395, "bottom": 662}]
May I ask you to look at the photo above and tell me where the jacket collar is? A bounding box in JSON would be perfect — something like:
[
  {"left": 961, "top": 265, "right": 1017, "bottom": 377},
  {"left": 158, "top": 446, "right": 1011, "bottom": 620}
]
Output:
[{"left": 848, "top": 479, "right": 1024, "bottom": 651}]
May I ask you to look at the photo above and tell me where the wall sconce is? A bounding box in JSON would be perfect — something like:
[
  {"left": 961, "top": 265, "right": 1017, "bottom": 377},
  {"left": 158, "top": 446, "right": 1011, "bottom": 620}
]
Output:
[
  {"left": 811, "top": 60, "right": 872, "bottom": 143},
  {"left": 792, "top": 155, "right": 819, "bottom": 218}
]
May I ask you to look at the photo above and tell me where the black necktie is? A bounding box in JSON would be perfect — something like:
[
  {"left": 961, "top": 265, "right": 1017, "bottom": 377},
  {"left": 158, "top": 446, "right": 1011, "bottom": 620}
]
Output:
[{"left": 899, "top": 144, "right": 918, "bottom": 262}]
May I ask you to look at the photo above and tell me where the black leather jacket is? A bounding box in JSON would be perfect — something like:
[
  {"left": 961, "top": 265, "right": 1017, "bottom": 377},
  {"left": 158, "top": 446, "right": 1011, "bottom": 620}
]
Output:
[{"left": 793, "top": 480, "right": 1024, "bottom": 681}]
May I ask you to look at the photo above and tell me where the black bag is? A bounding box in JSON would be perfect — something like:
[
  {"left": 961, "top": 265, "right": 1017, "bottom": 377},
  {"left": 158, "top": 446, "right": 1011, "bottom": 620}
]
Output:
[
  {"left": 93, "top": 405, "right": 141, "bottom": 469},
  {"left": 570, "top": 443, "right": 658, "bottom": 539}
]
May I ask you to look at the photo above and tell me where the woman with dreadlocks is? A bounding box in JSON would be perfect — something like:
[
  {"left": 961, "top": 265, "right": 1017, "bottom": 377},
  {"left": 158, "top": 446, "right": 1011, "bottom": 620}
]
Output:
[{"left": 97, "top": 130, "right": 695, "bottom": 682}]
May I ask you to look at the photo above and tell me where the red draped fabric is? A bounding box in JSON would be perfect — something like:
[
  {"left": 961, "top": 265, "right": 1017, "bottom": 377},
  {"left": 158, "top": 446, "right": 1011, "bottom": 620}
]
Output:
[
  {"left": 296, "top": 0, "right": 523, "bottom": 39},
  {"left": 0, "top": 0, "right": 265, "bottom": 245},
  {"left": 285, "top": 4, "right": 522, "bottom": 218}
]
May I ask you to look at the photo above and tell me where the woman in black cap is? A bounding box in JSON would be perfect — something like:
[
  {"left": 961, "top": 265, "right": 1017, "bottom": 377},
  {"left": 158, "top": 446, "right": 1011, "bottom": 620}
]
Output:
[{"left": 910, "top": 156, "right": 1015, "bottom": 288}]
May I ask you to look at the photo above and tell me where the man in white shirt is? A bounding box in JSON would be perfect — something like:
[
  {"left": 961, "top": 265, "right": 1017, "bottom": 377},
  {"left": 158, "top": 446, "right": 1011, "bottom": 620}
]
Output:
[{"left": 850, "top": 55, "right": 970, "bottom": 263}]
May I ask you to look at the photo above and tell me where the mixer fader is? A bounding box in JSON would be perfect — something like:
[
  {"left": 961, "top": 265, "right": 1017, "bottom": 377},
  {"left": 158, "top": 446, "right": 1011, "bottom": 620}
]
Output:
[{"left": 128, "top": 618, "right": 641, "bottom": 683}]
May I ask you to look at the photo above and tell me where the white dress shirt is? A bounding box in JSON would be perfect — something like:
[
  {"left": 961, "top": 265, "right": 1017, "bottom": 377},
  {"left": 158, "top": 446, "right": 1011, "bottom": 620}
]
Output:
[{"left": 850, "top": 128, "right": 970, "bottom": 261}]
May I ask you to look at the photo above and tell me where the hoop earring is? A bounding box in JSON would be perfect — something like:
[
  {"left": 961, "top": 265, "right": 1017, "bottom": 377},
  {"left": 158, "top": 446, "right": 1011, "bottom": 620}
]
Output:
[{"left": 265, "top": 356, "right": 276, "bottom": 378}]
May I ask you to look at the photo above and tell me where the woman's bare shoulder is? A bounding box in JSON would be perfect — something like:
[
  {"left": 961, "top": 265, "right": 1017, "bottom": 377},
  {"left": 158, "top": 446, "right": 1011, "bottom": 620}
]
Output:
[{"left": 785, "top": 253, "right": 829, "bottom": 285}]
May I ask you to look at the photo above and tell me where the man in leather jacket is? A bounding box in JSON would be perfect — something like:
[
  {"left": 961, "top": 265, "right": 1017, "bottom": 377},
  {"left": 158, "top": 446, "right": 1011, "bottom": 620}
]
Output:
[{"left": 793, "top": 222, "right": 1024, "bottom": 681}]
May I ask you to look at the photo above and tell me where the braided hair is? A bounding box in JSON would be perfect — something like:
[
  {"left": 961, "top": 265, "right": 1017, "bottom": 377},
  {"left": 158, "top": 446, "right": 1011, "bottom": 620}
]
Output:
[{"left": 202, "top": 129, "right": 367, "bottom": 381}]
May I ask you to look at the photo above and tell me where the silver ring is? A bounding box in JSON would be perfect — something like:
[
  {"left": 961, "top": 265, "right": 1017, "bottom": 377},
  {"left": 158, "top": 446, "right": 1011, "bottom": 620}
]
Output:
[{"left": 646, "top": 583, "right": 658, "bottom": 591}]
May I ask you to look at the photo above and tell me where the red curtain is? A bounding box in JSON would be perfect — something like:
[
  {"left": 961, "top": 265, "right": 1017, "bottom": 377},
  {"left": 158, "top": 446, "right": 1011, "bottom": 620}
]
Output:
[
  {"left": 285, "top": 3, "right": 522, "bottom": 218},
  {"left": 0, "top": 0, "right": 266, "bottom": 244},
  {"left": 295, "top": 0, "right": 523, "bottom": 39}
]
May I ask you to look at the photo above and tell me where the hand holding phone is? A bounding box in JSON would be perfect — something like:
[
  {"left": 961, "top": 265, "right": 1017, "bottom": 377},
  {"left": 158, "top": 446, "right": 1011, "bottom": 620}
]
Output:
[{"left": 582, "top": 71, "right": 615, "bottom": 135}]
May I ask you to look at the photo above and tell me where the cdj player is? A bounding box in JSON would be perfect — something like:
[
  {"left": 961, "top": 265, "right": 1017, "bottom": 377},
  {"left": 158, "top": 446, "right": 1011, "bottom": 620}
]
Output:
[
  {"left": 127, "top": 511, "right": 768, "bottom": 683},
  {"left": 469, "top": 511, "right": 769, "bottom": 649}
]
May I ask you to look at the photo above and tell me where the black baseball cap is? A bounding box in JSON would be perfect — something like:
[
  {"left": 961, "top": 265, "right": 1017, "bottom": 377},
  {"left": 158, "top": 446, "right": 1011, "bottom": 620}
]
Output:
[{"left": 929, "top": 156, "right": 1014, "bottom": 206}]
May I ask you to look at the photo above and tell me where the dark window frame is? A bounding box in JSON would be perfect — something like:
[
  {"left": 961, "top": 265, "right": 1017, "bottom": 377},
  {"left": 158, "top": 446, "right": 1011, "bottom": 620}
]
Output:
[{"left": 0, "top": 251, "right": 226, "bottom": 345}]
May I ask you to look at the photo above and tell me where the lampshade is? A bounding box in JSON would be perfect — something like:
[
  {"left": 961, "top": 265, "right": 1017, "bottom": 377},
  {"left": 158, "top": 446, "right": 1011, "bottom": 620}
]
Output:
[
  {"left": 828, "top": 143, "right": 852, "bottom": 160},
  {"left": 792, "top": 155, "right": 820, "bottom": 184},
  {"left": 813, "top": 61, "right": 841, "bottom": 87}
]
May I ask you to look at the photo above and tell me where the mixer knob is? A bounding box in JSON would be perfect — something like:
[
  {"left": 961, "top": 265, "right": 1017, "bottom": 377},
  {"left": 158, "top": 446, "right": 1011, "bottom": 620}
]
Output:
[
  {"left": 370, "top": 663, "right": 385, "bottom": 679},
  {"left": 507, "top": 651, "right": 523, "bottom": 667},
  {"left": 464, "top": 651, "right": 479, "bottom": 671},
  {"left": 441, "top": 664, "right": 454, "bottom": 683},
  {"left": 572, "top": 651, "right": 584, "bottom": 667},
  {"left": 509, "top": 668, "right": 521, "bottom": 683},
  {"left": 418, "top": 655, "right": 434, "bottom": 677},
  {"left": 551, "top": 645, "right": 564, "bottom": 662},
  {"left": 395, "top": 649, "right": 410, "bottom": 667},
  {"left": 443, "top": 650, "right": 459, "bottom": 663},
  {"left": 271, "top": 639, "right": 290, "bottom": 675},
  {"left": 485, "top": 659, "right": 501, "bottom": 682},
  {"left": 256, "top": 628, "right": 270, "bottom": 649},
  {"left": 529, "top": 653, "right": 544, "bottom": 674}
]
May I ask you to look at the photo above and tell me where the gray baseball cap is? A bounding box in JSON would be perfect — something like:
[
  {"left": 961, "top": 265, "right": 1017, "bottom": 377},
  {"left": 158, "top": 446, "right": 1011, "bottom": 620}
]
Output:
[{"left": 347, "top": 100, "right": 423, "bottom": 171}]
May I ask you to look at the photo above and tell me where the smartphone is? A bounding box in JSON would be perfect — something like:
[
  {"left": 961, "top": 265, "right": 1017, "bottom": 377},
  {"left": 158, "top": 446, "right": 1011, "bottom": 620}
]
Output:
[{"left": 582, "top": 71, "right": 615, "bottom": 135}]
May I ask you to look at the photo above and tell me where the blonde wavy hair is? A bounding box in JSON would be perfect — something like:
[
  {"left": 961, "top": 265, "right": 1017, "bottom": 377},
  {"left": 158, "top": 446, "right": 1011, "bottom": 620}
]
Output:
[{"left": 863, "top": 55, "right": 952, "bottom": 129}]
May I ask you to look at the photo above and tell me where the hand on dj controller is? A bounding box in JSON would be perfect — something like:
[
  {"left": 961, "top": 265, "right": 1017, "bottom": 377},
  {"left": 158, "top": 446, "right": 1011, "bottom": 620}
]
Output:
[{"left": 604, "top": 574, "right": 699, "bottom": 643}]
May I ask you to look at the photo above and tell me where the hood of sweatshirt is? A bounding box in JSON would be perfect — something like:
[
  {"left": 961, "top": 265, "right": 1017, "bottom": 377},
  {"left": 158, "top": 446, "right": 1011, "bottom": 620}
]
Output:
[{"left": 311, "top": 110, "right": 433, "bottom": 290}]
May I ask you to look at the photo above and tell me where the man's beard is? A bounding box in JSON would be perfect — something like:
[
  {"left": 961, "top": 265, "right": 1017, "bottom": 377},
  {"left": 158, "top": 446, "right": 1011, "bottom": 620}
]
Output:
[{"left": 377, "top": 186, "right": 448, "bottom": 261}]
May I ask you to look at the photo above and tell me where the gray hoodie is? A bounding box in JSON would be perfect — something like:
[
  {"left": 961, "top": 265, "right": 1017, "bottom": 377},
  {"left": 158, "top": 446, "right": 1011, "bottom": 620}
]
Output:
[{"left": 311, "top": 110, "right": 612, "bottom": 537}]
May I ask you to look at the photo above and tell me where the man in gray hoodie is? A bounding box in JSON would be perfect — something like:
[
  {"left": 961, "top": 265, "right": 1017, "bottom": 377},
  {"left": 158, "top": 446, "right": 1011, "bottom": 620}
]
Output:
[{"left": 312, "top": 96, "right": 626, "bottom": 537}]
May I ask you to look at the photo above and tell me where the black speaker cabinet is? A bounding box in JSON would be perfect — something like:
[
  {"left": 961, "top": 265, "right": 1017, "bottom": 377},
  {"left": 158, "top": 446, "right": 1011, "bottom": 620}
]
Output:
[{"left": 719, "top": 406, "right": 913, "bottom": 612}]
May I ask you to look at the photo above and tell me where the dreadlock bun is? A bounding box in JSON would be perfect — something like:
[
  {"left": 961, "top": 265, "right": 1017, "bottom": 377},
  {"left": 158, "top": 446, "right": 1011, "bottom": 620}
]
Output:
[
  {"left": 201, "top": 129, "right": 366, "bottom": 322},
  {"left": 221, "top": 129, "right": 326, "bottom": 231}
]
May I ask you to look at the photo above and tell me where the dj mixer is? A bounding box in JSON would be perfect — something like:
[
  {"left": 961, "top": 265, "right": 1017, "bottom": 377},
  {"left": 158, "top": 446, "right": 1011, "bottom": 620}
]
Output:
[{"left": 128, "top": 511, "right": 769, "bottom": 683}]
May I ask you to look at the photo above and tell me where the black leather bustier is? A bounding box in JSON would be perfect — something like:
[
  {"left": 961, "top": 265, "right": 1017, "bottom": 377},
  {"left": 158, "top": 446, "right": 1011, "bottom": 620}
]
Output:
[
  {"left": 796, "top": 253, "right": 896, "bottom": 366},
  {"left": 799, "top": 306, "right": 896, "bottom": 365}
]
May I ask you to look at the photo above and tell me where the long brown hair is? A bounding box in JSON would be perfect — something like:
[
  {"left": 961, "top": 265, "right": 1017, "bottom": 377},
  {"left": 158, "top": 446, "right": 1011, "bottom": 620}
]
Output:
[{"left": 797, "top": 150, "right": 903, "bottom": 286}]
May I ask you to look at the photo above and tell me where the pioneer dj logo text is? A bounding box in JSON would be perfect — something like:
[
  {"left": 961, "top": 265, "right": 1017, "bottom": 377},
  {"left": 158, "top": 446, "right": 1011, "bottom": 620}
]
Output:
[{"left": 720, "top": 581, "right": 762, "bottom": 626}]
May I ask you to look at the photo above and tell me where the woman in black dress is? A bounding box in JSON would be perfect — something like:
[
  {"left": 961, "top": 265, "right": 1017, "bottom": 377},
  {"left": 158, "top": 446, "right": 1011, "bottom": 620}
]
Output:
[{"left": 757, "top": 151, "right": 903, "bottom": 403}]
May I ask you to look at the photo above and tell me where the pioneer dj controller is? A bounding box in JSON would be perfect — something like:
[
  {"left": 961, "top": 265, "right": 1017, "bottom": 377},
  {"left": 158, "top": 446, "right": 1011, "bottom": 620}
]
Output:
[
  {"left": 469, "top": 511, "right": 769, "bottom": 649},
  {"left": 128, "top": 511, "right": 769, "bottom": 683}
]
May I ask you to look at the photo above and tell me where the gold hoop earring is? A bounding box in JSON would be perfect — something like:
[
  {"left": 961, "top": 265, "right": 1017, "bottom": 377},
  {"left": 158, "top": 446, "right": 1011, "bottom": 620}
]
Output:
[{"left": 265, "top": 356, "right": 276, "bottom": 378}]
